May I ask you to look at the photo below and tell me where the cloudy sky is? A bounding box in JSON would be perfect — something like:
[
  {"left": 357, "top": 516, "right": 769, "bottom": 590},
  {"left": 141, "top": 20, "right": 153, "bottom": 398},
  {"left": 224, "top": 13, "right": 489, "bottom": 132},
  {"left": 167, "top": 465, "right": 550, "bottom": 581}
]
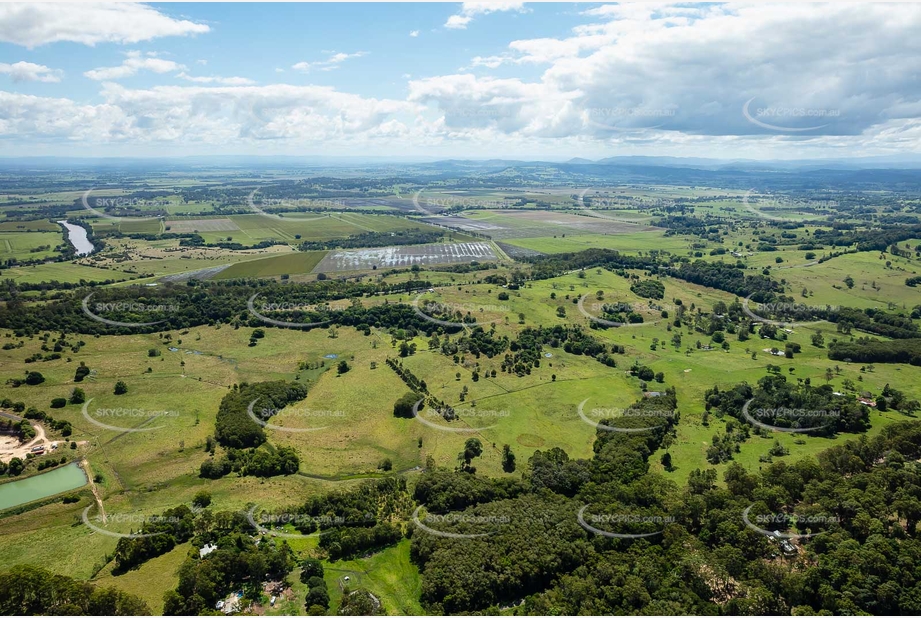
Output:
[{"left": 1, "top": 2, "right": 920, "bottom": 160}]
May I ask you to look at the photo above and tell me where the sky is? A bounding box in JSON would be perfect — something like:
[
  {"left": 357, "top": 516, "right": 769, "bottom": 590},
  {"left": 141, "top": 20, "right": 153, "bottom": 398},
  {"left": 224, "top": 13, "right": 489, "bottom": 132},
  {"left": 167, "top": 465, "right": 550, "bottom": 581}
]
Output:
[{"left": 1, "top": 2, "right": 920, "bottom": 160}]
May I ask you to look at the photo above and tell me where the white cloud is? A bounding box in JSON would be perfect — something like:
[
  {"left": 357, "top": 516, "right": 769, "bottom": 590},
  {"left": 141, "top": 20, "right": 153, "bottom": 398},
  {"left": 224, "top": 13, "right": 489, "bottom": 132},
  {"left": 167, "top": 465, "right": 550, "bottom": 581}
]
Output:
[
  {"left": 3, "top": 2, "right": 921, "bottom": 159},
  {"left": 427, "top": 2, "right": 921, "bottom": 145},
  {"left": 292, "top": 52, "right": 367, "bottom": 73},
  {"left": 85, "top": 51, "right": 186, "bottom": 81},
  {"left": 409, "top": 30, "right": 420, "bottom": 37},
  {"left": 0, "top": 3, "right": 209, "bottom": 48},
  {"left": 0, "top": 83, "right": 420, "bottom": 146},
  {"left": 177, "top": 72, "right": 255, "bottom": 86},
  {"left": 445, "top": 2, "right": 526, "bottom": 30},
  {"left": 0, "top": 61, "right": 62, "bottom": 83}
]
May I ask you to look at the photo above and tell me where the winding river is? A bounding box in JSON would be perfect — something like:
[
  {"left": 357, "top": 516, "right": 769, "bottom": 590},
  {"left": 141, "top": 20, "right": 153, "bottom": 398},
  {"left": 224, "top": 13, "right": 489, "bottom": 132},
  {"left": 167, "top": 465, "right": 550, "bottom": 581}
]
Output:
[{"left": 57, "top": 220, "right": 94, "bottom": 256}]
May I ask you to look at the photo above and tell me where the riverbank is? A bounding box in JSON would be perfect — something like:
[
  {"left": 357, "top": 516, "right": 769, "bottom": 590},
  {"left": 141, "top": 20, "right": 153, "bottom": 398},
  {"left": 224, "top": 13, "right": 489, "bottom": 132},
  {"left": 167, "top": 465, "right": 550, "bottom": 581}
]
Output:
[{"left": 57, "top": 220, "right": 95, "bottom": 256}]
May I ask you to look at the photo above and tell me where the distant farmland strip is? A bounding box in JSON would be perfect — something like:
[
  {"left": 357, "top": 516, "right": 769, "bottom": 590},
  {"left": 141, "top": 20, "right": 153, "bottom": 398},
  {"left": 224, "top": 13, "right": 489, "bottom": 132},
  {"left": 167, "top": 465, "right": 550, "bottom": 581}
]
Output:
[{"left": 314, "top": 242, "right": 497, "bottom": 273}]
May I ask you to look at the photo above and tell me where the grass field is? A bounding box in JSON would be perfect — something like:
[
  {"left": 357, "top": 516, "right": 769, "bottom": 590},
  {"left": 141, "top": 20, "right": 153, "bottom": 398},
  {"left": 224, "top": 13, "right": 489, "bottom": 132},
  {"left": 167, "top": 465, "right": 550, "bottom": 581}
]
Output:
[
  {"left": 213, "top": 251, "right": 328, "bottom": 279},
  {"left": 502, "top": 231, "right": 695, "bottom": 255},
  {"left": 0, "top": 230, "right": 65, "bottom": 261}
]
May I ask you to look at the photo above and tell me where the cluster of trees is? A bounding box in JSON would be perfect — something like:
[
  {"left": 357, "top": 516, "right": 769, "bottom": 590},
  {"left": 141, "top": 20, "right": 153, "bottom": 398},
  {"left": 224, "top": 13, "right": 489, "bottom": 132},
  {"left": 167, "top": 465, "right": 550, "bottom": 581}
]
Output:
[
  {"left": 630, "top": 278, "right": 665, "bottom": 299},
  {"left": 829, "top": 337, "right": 921, "bottom": 365},
  {"left": 299, "top": 558, "right": 330, "bottom": 614},
  {"left": 705, "top": 375, "right": 871, "bottom": 436},
  {"left": 201, "top": 446, "right": 301, "bottom": 479},
  {"left": 163, "top": 511, "right": 296, "bottom": 615},
  {"left": 200, "top": 381, "right": 307, "bottom": 479},
  {"left": 113, "top": 505, "right": 197, "bottom": 573},
  {"left": 672, "top": 260, "right": 782, "bottom": 302},
  {"left": 213, "top": 381, "right": 308, "bottom": 449},
  {"left": 282, "top": 477, "right": 414, "bottom": 560},
  {"left": 0, "top": 565, "right": 150, "bottom": 615},
  {"left": 408, "top": 385, "right": 921, "bottom": 615},
  {"left": 500, "top": 325, "right": 618, "bottom": 376}
]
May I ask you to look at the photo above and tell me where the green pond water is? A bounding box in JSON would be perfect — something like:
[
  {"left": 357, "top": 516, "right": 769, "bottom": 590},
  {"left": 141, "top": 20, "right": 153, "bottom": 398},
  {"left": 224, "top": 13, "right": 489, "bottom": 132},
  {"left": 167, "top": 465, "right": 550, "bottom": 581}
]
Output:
[{"left": 0, "top": 462, "right": 88, "bottom": 511}]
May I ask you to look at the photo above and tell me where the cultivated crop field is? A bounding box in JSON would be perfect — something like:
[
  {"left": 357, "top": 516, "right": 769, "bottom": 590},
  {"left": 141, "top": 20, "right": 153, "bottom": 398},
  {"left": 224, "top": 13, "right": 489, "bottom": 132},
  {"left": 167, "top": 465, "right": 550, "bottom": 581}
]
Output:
[{"left": 314, "top": 242, "right": 498, "bottom": 272}]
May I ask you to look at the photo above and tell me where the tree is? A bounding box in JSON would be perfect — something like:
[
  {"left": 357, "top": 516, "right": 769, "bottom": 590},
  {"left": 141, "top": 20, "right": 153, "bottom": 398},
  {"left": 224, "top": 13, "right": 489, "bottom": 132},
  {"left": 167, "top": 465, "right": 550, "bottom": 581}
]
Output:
[
  {"left": 69, "top": 388, "right": 86, "bottom": 405},
  {"left": 337, "top": 360, "right": 350, "bottom": 375},
  {"left": 460, "top": 438, "right": 483, "bottom": 470},
  {"left": 556, "top": 306, "right": 567, "bottom": 318},
  {"left": 501, "top": 444, "right": 516, "bottom": 473},
  {"left": 811, "top": 332, "right": 825, "bottom": 348},
  {"left": 304, "top": 586, "right": 329, "bottom": 610},
  {"left": 300, "top": 558, "right": 324, "bottom": 581},
  {"left": 844, "top": 275, "right": 855, "bottom": 289},
  {"left": 824, "top": 368, "right": 834, "bottom": 384},
  {"left": 393, "top": 392, "right": 419, "bottom": 418},
  {"left": 114, "top": 380, "right": 128, "bottom": 395},
  {"left": 74, "top": 363, "right": 91, "bottom": 382},
  {"left": 191, "top": 491, "right": 211, "bottom": 509},
  {"left": 660, "top": 452, "right": 673, "bottom": 471},
  {"left": 24, "top": 371, "right": 44, "bottom": 386}
]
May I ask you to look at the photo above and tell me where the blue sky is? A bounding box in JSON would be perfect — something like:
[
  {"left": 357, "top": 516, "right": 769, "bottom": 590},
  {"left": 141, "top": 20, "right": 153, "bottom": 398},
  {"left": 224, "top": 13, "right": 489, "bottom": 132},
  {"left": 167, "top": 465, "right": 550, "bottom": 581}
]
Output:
[{"left": 1, "top": 2, "right": 920, "bottom": 160}]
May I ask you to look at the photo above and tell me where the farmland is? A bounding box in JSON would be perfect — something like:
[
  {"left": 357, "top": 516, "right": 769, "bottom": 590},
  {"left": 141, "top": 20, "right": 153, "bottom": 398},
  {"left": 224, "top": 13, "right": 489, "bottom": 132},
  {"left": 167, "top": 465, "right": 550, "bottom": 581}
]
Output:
[{"left": 1, "top": 162, "right": 921, "bottom": 616}]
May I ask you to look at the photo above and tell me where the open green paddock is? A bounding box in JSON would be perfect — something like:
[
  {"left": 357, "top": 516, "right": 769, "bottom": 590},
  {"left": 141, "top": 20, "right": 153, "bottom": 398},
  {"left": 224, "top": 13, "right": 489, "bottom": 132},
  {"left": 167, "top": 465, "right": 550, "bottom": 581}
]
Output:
[
  {"left": 0, "top": 230, "right": 65, "bottom": 261},
  {"left": 211, "top": 250, "right": 328, "bottom": 279},
  {"left": 502, "top": 231, "right": 698, "bottom": 255}
]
